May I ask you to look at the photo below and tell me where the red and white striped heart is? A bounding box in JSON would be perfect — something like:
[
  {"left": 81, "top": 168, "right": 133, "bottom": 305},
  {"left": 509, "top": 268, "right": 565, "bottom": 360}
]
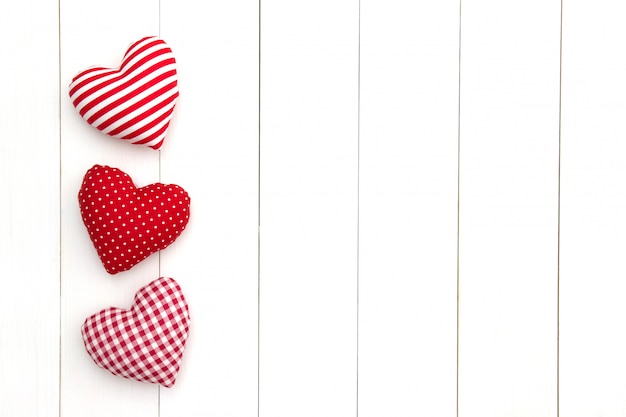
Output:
[
  {"left": 82, "top": 277, "right": 190, "bottom": 387},
  {"left": 69, "top": 37, "right": 178, "bottom": 150}
]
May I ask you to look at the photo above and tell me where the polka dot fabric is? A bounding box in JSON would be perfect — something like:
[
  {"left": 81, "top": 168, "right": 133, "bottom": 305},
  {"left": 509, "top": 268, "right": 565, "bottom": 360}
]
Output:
[
  {"left": 82, "top": 277, "right": 190, "bottom": 387},
  {"left": 78, "top": 164, "right": 190, "bottom": 274}
]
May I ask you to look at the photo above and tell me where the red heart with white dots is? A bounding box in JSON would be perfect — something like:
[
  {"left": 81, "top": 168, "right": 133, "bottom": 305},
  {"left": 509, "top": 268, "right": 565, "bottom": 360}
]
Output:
[
  {"left": 82, "top": 277, "right": 190, "bottom": 387},
  {"left": 78, "top": 164, "right": 190, "bottom": 274},
  {"left": 69, "top": 37, "right": 178, "bottom": 150}
]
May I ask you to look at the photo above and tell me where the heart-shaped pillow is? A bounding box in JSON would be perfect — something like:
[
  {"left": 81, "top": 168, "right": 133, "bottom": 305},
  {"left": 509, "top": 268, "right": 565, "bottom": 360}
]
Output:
[
  {"left": 82, "top": 277, "right": 190, "bottom": 387},
  {"left": 69, "top": 36, "right": 178, "bottom": 150},
  {"left": 78, "top": 164, "right": 190, "bottom": 274}
]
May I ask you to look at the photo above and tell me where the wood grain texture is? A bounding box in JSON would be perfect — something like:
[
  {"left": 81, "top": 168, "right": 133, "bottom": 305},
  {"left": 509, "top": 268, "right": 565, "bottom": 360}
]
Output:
[
  {"left": 259, "top": 0, "right": 359, "bottom": 415},
  {"left": 560, "top": 1, "right": 626, "bottom": 415},
  {"left": 159, "top": 0, "right": 259, "bottom": 415},
  {"left": 8, "top": 2, "right": 626, "bottom": 415},
  {"left": 458, "top": 1, "right": 560, "bottom": 415},
  {"left": 59, "top": 1, "right": 160, "bottom": 416},
  {"left": 0, "top": 1, "right": 60, "bottom": 416},
  {"left": 358, "top": 1, "right": 459, "bottom": 415}
]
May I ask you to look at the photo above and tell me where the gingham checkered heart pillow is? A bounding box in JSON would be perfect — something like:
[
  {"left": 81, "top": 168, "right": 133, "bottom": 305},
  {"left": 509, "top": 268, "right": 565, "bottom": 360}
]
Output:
[
  {"left": 78, "top": 164, "right": 190, "bottom": 274},
  {"left": 69, "top": 36, "right": 178, "bottom": 150},
  {"left": 82, "top": 277, "right": 190, "bottom": 387}
]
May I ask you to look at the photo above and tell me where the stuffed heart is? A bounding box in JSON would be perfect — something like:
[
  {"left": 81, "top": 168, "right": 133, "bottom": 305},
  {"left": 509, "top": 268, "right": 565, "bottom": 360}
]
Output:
[
  {"left": 78, "top": 164, "right": 190, "bottom": 274},
  {"left": 82, "top": 277, "right": 190, "bottom": 387},
  {"left": 69, "top": 36, "right": 178, "bottom": 150}
]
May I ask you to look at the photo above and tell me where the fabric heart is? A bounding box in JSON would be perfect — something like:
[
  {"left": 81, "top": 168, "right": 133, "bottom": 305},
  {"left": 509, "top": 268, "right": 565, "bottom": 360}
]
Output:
[
  {"left": 82, "top": 277, "right": 190, "bottom": 387},
  {"left": 69, "top": 36, "right": 178, "bottom": 150},
  {"left": 78, "top": 164, "right": 190, "bottom": 274}
]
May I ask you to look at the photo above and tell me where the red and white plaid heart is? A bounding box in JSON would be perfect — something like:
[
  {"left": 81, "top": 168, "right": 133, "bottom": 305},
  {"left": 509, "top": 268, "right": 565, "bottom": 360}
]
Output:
[
  {"left": 78, "top": 164, "right": 190, "bottom": 274},
  {"left": 69, "top": 36, "right": 178, "bottom": 150},
  {"left": 82, "top": 277, "right": 190, "bottom": 387}
]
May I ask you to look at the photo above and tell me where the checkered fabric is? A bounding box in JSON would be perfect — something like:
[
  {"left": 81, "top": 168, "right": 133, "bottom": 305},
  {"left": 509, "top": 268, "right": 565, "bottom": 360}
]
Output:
[{"left": 81, "top": 277, "right": 190, "bottom": 388}]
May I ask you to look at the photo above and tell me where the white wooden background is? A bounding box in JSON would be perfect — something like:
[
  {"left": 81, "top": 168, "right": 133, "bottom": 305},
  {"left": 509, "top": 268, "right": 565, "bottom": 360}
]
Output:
[{"left": 2, "top": 0, "right": 626, "bottom": 416}]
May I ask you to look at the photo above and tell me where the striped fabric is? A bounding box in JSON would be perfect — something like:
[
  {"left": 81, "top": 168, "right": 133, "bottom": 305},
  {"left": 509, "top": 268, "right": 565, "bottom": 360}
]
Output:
[{"left": 69, "top": 37, "right": 179, "bottom": 150}]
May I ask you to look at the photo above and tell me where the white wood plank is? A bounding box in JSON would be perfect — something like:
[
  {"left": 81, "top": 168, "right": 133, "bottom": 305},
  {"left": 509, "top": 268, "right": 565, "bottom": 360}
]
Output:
[
  {"left": 0, "top": 1, "right": 60, "bottom": 416},
  {"left": 59, "top": 1, "right": 161, "bottom": 415},
  {"left": 259, "top": 1, "right": 358, "bottom": 416},
  {"left": 358, "top": 1, "right": 459, "bottom": 416},
  {"left": 560, "top": 2, "right": 626, "bottom": 415},
  {"left": 458, "top": 1, "right": 560, "bottom": 416},
  {"left": 158, "top": 1, "right": 259, "bottom": 415}
]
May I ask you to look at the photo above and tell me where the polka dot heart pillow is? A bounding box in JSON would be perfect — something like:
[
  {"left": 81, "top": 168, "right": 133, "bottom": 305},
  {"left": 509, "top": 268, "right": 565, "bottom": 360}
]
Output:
[{"left": 78, "top": 164, "right": 190, "bottom": 274}]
